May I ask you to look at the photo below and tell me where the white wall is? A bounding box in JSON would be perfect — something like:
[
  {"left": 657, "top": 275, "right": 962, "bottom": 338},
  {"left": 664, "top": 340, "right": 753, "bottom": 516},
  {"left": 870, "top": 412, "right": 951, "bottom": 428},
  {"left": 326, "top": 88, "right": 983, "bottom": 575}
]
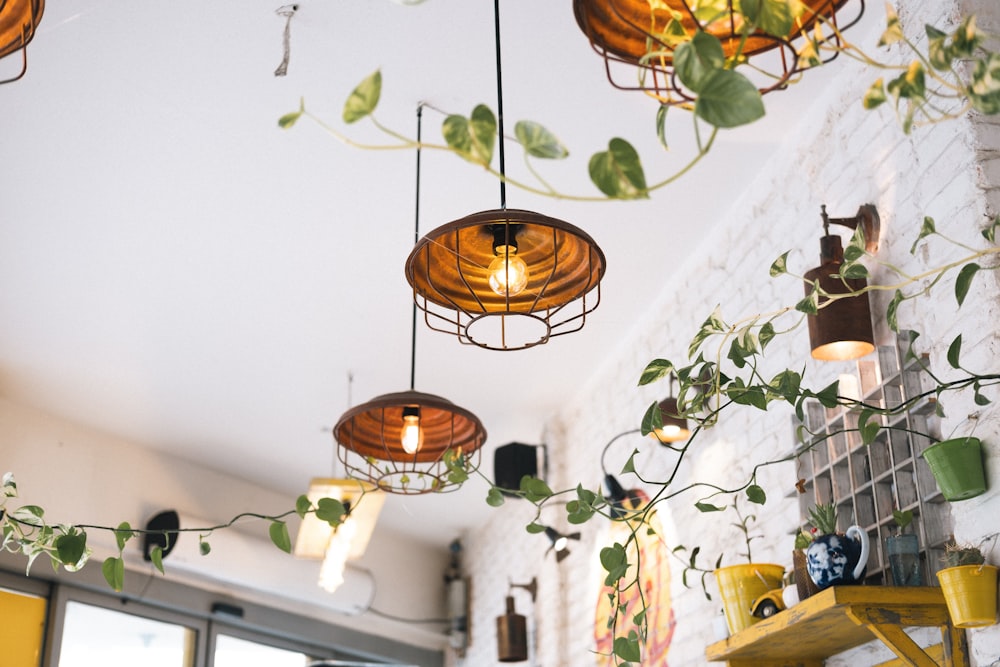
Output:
[
  {"left": 461, "top": 1, "right": 1000, "bottom": 665},
  {"left": 0, "top": 396, "right": 451, "bottom": 654}
]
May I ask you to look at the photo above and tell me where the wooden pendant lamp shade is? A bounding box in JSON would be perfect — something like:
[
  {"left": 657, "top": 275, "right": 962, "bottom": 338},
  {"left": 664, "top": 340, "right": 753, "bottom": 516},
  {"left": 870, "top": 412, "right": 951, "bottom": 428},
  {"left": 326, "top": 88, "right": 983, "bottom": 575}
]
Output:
[
  {"left": 573, "top": 0, "right": 862, "bottom": 102},
  {"left": 405, "top": 209, "right": 606, "bottom": 351},
  {"left": 0, "top": 0, "right": 44, "bottom": 83},
  {"left": 334, "top": 389, "right": 486, "bottom": 494}
]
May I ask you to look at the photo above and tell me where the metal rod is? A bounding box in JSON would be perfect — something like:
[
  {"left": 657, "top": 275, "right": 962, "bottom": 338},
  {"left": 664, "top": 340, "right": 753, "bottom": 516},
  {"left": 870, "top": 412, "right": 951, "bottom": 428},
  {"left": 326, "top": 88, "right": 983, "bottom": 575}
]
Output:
[
  {"left": 410, "top": 106, "right": 423, "bottom": 391},
  {"left": 493, "top": 0, "right": 507, "bottom": 210}
]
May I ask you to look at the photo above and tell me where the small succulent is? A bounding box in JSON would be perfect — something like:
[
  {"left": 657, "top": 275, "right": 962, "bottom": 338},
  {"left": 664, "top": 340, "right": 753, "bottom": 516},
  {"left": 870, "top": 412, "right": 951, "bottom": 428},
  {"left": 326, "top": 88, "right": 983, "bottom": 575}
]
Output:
[
  {"left": 807, "top": 502, "right": 838, "bottom": 535},
  {"left": 943, "top": 541, "right": 986, "bottom": 568}
]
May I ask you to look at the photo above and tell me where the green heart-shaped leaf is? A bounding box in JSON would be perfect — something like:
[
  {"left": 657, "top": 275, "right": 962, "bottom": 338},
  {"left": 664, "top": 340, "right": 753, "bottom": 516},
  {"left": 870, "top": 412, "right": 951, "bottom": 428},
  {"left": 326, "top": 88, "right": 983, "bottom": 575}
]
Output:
[
  {"left": 695, "top": 69, "right": 765, "bottom": 128},
  {"left": 342, "top": 70, "right": 382, "bottom": 123}
]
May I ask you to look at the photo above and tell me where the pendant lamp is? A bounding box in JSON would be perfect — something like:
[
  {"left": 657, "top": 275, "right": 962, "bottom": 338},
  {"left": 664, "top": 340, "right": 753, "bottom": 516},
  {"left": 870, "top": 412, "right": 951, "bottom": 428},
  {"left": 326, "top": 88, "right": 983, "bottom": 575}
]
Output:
[
  {"left": 0, "top": 0, "right": 44, "bottom": 84},
  {"left": 404, "top": 0, "right": 606, "bottom": 351},
  {"left": 334, "top": 109, "right": 487, "bottom": 495},
  {"left": 573, "top": 0, "right": 864, "bottom": 103},
  {"left": 804, "top": 204, "right": 879, "bottom": 361}
]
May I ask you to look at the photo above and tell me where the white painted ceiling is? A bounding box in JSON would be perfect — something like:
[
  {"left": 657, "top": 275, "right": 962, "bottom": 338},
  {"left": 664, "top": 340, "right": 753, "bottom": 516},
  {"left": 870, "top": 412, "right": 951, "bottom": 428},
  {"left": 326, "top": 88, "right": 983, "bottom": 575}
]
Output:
[{"left": 0, "top": 1, "right": 881, "bottom": 549}]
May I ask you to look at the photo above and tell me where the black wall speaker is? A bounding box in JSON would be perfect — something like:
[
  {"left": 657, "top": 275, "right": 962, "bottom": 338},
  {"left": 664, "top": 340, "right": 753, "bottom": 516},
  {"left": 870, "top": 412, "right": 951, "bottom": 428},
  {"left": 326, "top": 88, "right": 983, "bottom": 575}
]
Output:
[
  {"left": 494, "top": 442, "right": 539, "bottom": 496},
  {"left": 143, "top": 509, "right": 180, "bottom": 562}
]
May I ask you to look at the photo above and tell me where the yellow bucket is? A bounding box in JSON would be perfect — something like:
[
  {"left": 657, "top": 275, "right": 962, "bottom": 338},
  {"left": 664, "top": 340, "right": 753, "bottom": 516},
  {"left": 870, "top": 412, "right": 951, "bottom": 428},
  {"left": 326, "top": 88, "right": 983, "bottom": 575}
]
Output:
[
  {"left": 937, "top": 564, "right": 999, "bottom": 628},
  {"left": 715, "top": 563, "right": 785, "bottom": 635}
]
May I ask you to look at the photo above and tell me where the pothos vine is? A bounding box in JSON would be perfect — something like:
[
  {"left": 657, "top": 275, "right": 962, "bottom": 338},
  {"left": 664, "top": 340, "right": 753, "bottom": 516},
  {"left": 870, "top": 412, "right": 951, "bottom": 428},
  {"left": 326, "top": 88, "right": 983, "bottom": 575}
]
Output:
[{"left": 2, "top": 5, "right": 1000, "bottom": 666}]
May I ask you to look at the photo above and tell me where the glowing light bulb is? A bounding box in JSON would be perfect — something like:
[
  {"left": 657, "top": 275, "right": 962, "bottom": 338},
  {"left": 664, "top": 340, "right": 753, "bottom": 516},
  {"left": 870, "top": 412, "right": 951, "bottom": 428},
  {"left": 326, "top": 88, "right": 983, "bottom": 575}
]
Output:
[
  {"left": 488, "top": 245, "right": 529, "bottom": 296},
  {"left": 401, "top": 408, "right": 423, "bottom": 454},
  {"left": 553, "top": 535, "right": 568, "bottom": 552},
  {"left": 659, "top": 424, "right": 681, "bottom": 439}
]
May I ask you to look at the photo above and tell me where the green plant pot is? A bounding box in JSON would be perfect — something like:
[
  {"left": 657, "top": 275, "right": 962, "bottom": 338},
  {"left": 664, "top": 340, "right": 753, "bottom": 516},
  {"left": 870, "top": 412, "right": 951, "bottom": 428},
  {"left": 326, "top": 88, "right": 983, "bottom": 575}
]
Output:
[
  {"left": 921, "top": 437, "right": 987, "bottom": 501},
  {"left": 714, "top": 563, "right": 785, "bottom": 635},
  {"left": 937, "top": 564, "right": 998, "bottom": 628}
]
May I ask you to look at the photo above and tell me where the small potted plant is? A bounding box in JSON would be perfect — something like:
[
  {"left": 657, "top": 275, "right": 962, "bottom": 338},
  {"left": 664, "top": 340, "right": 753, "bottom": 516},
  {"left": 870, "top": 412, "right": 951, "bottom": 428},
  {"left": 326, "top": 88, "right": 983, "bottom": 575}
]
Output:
[
  {"left": 804, "top": 502, "right": 870, "bottom": 589},
  {"left": 937, "top": 541, "right": 998, "bottom": 628},
  {"left": 712, "top": 500, "right": 785, "bottom": 635},
  {"left": 886, "top": 509, "right": 922, "bottom": 586}
]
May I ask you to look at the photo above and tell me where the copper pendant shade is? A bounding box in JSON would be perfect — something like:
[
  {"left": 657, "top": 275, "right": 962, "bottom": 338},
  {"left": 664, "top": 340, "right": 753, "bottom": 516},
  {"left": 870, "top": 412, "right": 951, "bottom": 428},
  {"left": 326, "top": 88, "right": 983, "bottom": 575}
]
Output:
[
  {"left": 405, "top": 208, "right": 606, "bottom": 351},
  {"left": 334, "top": 389, "right": 486, "bottom": 494},
  {"left": 573, "top": 0, "right": 862, "bottom": 102},
  {"left": 0, "top": 0, "right": 44, "bottom": 83},
  {"left": 804, "top": 204, "right": 879, "bottom": 361}
]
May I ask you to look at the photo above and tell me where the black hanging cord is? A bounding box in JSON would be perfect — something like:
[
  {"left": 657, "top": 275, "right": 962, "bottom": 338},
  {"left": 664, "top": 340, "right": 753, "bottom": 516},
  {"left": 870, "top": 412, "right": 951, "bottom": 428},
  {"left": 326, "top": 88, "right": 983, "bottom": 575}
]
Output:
[
  {"left": 409, "top": 106, "right": 423, "bottom": 391},
  {"left": 493, "top": 0, "right": 507, "bottom": 210}
]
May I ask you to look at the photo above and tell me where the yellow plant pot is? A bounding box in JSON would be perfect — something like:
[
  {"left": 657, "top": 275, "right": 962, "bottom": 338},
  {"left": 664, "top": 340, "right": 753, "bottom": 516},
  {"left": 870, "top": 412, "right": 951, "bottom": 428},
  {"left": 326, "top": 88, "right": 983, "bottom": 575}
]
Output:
[
  {"left": 936, "top": 564, "right": 999, "bottom": 628},
  {"left": 715, "top": 563, "right": 785, "bottom": 635}
]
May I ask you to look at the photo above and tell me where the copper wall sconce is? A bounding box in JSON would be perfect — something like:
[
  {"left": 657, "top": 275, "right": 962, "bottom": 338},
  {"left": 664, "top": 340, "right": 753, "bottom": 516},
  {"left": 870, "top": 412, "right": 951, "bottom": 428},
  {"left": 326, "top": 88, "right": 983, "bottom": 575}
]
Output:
[
  {"left": 804, "top": 203, "right": 880, "bottom": 361},
  {"left": 496, "top": 577, "right": 537, "bottom": 663}
]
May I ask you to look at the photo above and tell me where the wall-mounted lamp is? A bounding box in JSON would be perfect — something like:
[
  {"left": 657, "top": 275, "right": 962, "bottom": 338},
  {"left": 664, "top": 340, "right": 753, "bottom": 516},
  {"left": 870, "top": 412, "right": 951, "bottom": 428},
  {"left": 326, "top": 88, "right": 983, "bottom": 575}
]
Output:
[
  {"left": 650, "top": 374, "right": 691, "bottom": 443},
  {"left": 493, "top": 442, "right": 547, "bottom": 497},
  {"left": 804, "top": 204, "right": 880, "bottom": 361},
  {"left": 543, "top": 526, "right": 580, "bottom": 562},
  {"left": 496, "top": 577, "right": 537, "bottom": 663},
  {"left": 0, "top": 0, "right": 44, "bottom": 84},
  {"left": 573, "top": 0, "right": 864, "bottom": 104}
]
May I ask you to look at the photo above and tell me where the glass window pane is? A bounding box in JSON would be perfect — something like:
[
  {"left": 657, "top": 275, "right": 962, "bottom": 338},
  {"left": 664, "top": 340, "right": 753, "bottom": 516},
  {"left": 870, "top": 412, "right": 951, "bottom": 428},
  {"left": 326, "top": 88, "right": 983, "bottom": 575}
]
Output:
[
  {"left": 0, "top": 587, "right": 47, "bottom": 667},
  {"left": 59, "top": 601, "right": 196, "bottom": 667},
  {"left": 213, "top": 634, "right": 309, "bottom": 667}
]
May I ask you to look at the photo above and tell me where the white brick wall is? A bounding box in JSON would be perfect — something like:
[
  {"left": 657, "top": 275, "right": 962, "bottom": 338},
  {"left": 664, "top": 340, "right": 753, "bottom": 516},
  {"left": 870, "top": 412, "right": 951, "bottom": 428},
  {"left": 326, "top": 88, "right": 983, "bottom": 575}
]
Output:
[{"left": 461, "top": 1, "right": 1000, "bottom": 665}]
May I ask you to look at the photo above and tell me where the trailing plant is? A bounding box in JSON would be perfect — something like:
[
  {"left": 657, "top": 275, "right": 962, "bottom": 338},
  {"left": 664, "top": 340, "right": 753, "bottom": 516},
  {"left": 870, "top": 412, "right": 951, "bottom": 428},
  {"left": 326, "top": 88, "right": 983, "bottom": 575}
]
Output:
[
  {"left": 0, "top": 472, "right": 353, "bottom": 592},
  {"left": 277, "top": 8, "right": 1000, "bottom": 201},
  {"left": 4, "top": 6, "right": 1000, "bottom": 667}
]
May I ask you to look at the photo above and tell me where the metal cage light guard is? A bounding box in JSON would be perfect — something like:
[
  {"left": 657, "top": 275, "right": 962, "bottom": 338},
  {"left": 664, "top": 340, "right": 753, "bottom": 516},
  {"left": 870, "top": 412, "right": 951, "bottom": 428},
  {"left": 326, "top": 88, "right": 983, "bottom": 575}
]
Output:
[
  {"left": 0, "top": 0, "right": 45, "bottom": 84},
  {"left": 333, "top": 107, "right": 487, "bottom": 495},
  {"left": 404, "top": 0, "right": 606, "bottom": 351},
  {"left": 572, "top": 0, "right": 865, "bottom": 104}
]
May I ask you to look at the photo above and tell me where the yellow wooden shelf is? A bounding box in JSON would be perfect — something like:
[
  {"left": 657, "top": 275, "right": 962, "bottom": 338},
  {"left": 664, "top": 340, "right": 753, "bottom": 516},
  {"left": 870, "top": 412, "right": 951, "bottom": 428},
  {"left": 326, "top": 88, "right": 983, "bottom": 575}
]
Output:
[{"left": 705, "top": 586, "right": 967, "bottom": 667}]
